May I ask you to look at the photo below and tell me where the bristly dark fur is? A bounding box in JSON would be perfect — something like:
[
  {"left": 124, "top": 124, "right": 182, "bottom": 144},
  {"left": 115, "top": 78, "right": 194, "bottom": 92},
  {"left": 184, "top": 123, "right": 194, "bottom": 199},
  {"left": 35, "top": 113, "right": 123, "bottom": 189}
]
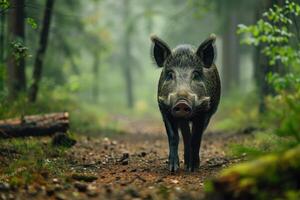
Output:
[
  {"left": 150, "top": 34, "right": 221, "bottom": 172},
  {"left": 165, "top": 45, "right": 202, "bottom": 69}
]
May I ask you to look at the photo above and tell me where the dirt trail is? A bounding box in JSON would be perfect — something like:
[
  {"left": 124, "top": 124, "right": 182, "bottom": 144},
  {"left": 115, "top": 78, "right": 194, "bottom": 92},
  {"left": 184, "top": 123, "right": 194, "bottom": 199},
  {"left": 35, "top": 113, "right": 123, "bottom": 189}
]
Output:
[
  {"left": 5, "top": 118, "right": 247, "bottom": 200},
  {"left": 61, "top": 119, "right": 246, "bottom": 200}
]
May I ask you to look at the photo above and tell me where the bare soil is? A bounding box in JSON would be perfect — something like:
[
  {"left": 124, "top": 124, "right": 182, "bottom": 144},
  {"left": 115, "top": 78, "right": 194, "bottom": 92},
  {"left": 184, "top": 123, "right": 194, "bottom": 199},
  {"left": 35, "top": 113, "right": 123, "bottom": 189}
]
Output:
[{"left": 0, "top": 119, "right": 248, "bottom": 200}]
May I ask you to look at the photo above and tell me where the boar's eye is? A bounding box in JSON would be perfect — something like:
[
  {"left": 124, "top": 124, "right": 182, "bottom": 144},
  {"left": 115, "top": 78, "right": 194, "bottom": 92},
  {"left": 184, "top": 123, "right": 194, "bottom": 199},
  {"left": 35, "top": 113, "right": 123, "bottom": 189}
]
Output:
[
  {"left": 165, "top": 71, "right": 174, "bottom": 81},
  {"left": 192, "top": 71, "right": 202, "bottom": 81}
]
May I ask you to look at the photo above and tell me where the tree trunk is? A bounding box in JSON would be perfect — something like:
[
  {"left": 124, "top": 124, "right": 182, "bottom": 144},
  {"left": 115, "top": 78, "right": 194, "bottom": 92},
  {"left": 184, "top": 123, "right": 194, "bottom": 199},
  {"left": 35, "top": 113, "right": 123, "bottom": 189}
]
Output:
[
  {"left": 92, "top": 51, "right": 100, "bottom": 101},
  {"left": 254, "top": 0, "right": 283, "bottom": 112},
  {"left": 29, "top": 0, "right": 55, "bottom": 102},
  {"left": 123, "top": 0, "right": 134, "bottom": 108},
  {"left": 7, "top": 0, "right": 26, "bottom": 100},
  {"left": 0, "top": 112, "right": 69, "bottom": 138},
  {"left": 0, "top": 12, "right": 6, "bottom": 91},
  {"left": 221, "top": 8, "right": 240, "bottom": 95}
]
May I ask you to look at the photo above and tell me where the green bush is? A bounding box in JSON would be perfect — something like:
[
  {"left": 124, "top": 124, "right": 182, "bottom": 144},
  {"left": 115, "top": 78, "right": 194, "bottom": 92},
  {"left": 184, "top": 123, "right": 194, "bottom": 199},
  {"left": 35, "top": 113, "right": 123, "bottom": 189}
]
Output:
[{"left": 238, "top": 0, "right": 300, "bottom": 142}]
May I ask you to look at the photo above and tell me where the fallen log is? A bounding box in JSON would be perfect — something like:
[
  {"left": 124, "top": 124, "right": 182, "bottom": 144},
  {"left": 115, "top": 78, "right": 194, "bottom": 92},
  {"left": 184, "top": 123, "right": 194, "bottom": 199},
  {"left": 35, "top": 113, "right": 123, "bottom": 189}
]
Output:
[{"left": 0, "top": 112, "right": 69, "bottom": 138}]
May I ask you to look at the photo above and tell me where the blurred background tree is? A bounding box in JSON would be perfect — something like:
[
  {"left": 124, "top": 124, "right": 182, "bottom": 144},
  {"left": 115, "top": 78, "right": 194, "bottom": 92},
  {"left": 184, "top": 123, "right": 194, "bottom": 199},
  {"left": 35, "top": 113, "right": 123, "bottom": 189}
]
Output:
[{"left": 0, "top": 0, "right": 299, "bottom": 136}]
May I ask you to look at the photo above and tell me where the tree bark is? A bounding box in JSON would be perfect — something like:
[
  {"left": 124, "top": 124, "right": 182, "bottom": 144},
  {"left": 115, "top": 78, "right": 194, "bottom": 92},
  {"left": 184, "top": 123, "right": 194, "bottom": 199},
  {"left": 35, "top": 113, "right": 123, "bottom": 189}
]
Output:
[
  {"left": 221, "top": 8, "right": 240, "bottom": 95},
  {"left": 92, "top": 51, "right": 100, "bottom": 101},
  {"left": 254, "top": 0, "right": 283, "bottom": 112},
  {"left": 7, "top": 0, "right": 26, "bottom": 100},
  {"left": 28, "top": 0, "right": 55, "bottom": 102},
  {"left": 0, "top": 12, "right": 5, "bottom": 91},
  {"left": 0, "top": 112, "right": 69, "bottom": 138},
  {"left": 123, "top": 0, "right": 134, "bottom": 108}
]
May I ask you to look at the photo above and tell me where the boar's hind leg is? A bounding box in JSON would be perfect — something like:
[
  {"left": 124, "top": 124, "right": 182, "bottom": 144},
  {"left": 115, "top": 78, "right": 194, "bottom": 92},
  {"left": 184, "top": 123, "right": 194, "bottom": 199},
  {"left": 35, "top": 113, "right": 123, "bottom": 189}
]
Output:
[
  {"left": 179, "top": 121, "right": 191, "bottom": 171},
  {"left": 190, "top": 117, "right": 210, "bottom": 172},
  {"left": 163, "top": 115, "right": 179, "bottom": 172}
]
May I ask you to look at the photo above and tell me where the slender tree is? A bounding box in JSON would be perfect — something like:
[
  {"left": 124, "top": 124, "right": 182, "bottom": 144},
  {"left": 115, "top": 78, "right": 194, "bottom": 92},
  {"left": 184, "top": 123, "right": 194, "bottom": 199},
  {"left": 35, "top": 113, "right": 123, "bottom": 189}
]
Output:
[
  {"left": 7, "top": 0, "right": 26, "bottom": 99},
  {"left": 221, "top": 7, "right": 240, "bottom": 94},
  {"left": 0, "top": 11, "right": 6, "bottom": 91},
  {"left": 29, "top": 0, "right": 55, "bottom": 102},
  {"left": 122, "top": 0, "right": 134, "bottom": 108},
  {"left": 92, "top": 50, "right": 100, "bottom": 101}
]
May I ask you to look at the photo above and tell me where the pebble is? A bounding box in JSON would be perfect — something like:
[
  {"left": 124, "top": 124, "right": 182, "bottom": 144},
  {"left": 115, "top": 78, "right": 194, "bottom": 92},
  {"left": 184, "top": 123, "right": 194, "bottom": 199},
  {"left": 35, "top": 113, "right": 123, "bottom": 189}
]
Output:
[
  {"left": 122, "top": 152, "right": 129, "bottom": 159},
  {"left": 0, "top": 182, "right": 10, "bottom": 191},
  {"left": 87, "top": 190, "right": 98, "bottom": 197},
  {"left": 52, "top": 178, "right": 59, "bottom": 184},
  {"left": 55, "top": 193, "right": 67, "bottom": 200},
  {"left": 139, "top": 152, "right": 147, "bottom": 157},
  {"left": 27, "top": 185, "right": 38, "bottom": 196},
  {"left": 130, "top": 169, "right": 137, "bottom": 172},
  {"left": 122, "top": 159, "right": 129, "bottom": 165},
  {"left": 74, "top": 182, "right": 87, "bottom": 192},
  {"left": 46, "top": 186, "right": 55, "bottom": 196},
  {"left": 7, "top": 194, "right": 14, "bottom": 200}
]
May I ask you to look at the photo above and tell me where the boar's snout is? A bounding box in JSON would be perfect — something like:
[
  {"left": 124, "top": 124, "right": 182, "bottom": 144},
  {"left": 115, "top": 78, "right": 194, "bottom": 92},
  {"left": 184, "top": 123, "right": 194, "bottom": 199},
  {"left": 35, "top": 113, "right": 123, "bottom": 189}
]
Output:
[{"left": 172, "top": 100, "right": 192, "bottom": 118}]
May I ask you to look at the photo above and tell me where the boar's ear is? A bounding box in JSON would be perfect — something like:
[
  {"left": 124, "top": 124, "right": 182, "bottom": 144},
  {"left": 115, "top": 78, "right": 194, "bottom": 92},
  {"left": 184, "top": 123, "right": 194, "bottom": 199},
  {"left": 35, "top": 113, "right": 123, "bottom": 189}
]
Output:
[
  {"left": 150, "top": 35, "right": 171, "bottom": 68},
  {"left": 196, "top": 34, "right": 216, "bottom": 68}
]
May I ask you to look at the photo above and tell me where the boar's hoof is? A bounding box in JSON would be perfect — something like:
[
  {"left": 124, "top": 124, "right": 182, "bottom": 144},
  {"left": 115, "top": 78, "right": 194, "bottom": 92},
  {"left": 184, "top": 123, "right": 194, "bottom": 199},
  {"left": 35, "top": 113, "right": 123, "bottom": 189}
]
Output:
[
  {"left": 186, "top": 159, "right": 200, "bottom": 172},
  {"left": 168, "top": 156, "right": 179, "bottom": 172}
]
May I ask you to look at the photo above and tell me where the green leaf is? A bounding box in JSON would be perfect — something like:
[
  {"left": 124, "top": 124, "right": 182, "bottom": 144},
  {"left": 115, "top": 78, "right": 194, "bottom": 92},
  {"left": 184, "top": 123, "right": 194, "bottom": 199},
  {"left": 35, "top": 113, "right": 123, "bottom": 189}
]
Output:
[
  {"left": 26, "top": 18, "right": 38, "bottom": 30},
  {"left": 0, "top": 0, "right": 10, "bottom": 9}
]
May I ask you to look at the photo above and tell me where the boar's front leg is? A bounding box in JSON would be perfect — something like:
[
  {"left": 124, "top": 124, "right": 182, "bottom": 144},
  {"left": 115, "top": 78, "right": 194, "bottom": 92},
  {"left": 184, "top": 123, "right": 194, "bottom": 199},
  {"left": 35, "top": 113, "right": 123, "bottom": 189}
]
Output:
[
  {"left": 190, "top": 116, "right": 210, "bottom": 172},
  {"left": 179, "top": 121, "right": 191, "bottom": 171},
  {"left": 162, "top": 114, "right": 179, "bottom": 172}
]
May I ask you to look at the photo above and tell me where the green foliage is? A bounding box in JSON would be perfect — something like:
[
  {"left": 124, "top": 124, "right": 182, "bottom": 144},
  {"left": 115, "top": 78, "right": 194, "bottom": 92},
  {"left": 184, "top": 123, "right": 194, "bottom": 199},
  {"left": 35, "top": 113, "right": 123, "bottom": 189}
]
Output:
[
  {"left": 229, "top": 131, "right": 299, "bottom": 158},
  {"left": 0, "top": 0, "right": 10, "bottom": 10},
  {"left": 26, "top": 17, "right": 38, "bottom": 30},
  {"left": 238, "top": 0, "right": 300, "bottom": 142},
  {"left": 212, "top": 90, "right": 259, "bottom": 132},
  {"left": 10, "top": 40, "right": 30, "bottom": 62}
]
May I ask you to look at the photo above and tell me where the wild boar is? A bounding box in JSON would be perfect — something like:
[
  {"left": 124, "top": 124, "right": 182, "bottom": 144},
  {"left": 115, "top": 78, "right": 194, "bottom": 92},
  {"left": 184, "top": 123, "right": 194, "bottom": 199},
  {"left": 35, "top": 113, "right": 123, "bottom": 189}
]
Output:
[{"left": 151, "top": 34, "right": 221, "bottom": 172}]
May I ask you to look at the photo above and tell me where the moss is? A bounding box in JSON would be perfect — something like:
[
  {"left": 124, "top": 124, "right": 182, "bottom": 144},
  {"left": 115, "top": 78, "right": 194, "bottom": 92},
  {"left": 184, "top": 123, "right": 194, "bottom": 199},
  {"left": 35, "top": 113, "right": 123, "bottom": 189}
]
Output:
[
  {"left": 206, "top": 145, "right": 300, "bottom": 199},
  {"left": 0, "top": 138, "right": 69, "bottom": 186},
  {"left": 221, "top": 154, "right": 279, "bottom": 177}
]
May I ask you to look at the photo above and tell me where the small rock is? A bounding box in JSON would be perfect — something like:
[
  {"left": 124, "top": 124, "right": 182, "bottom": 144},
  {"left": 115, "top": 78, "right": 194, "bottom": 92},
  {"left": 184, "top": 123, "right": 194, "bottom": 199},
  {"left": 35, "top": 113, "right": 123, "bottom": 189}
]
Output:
[
  {"left": 1, "top": 194, "right": 6, "bottom": 200},
  {"left": 103, "top": 137, "right": 110, "bottom": 143},
  {"left": 0, "top": 182, "right": 10, "bottom": 191},
  {"left": 121, "top": 152, "right": 129, "bottom": 160},
  {"left": 46, "top": 186, "right": 55, "bottom": 196},
  {"left": 55, "top": 193, "right": 67, "bottom": 200},
  {"left": 41, "top": 171, "right": 49, "bottom": 179},
  {"left": 87, "top": 191, "right": 98, "bottom": 197},
  {"left": 54, "top": 184, "right": 63, "bottom": 191},
  {"left": 171, "top": 179, "right": 179, "bottom": 184},
  {"left": 130, "top": 169, "right": 137, "bottom": 172},
  {"left": 7, "top": 194, "right": 14, "bottom": 200},
  {"left": 125, "top": 188, "right": 140, "bottom": 198},
  {"left": 122, "top": 159, "right": 129, "bottom": 165},
  {"left": 74, "top": 182, "right": 87, "bottom": 192},
  {"left": 52, "top": 178, "right": 59, "bottom": 184},
  {"left": 139, "top": 152, "right": 147, "bottom": 157},
  {"left": 27, "top": 185, "right": 38, "bottom": 196},
  {"left": 104, "top": 185, "right": 112, "bottom": 194}
]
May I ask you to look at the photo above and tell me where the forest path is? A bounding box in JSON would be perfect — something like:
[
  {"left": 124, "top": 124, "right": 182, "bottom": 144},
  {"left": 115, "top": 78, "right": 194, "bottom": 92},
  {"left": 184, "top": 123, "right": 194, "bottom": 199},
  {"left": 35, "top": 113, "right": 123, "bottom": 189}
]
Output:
[
  {"left": 61, "top": 118, "right": 247, "bottom": 200},
  {"left": 4, "top": 118, "right": 249, "bottom": 200}
]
